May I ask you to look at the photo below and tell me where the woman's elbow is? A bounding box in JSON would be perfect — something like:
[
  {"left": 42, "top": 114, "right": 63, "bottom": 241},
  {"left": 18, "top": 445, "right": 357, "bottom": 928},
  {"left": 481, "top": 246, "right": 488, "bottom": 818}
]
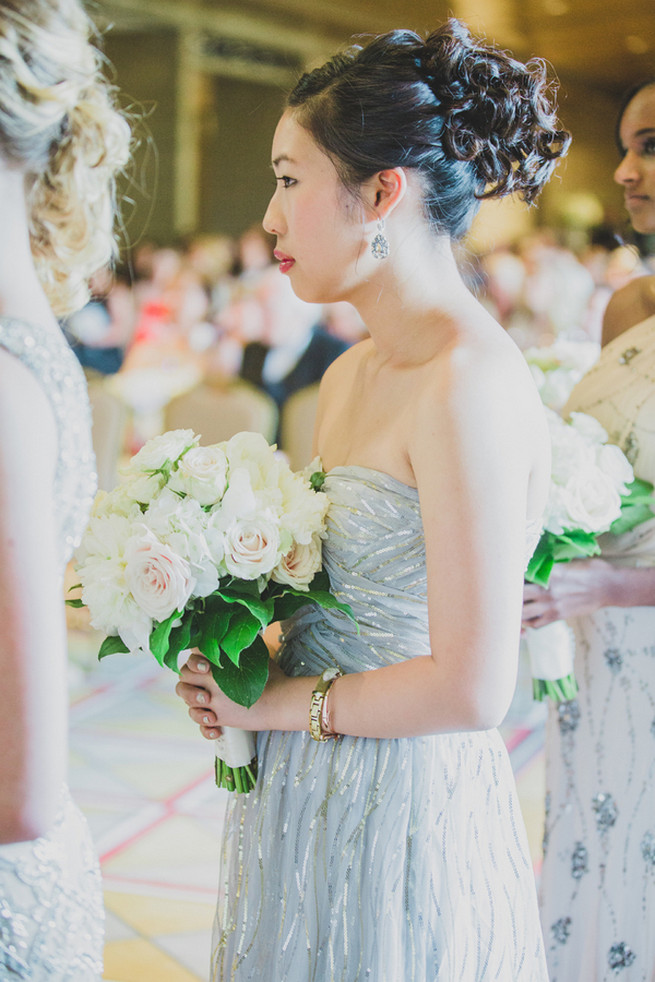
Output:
[
  {"left": 450, "top": 680, "right": 513, "bottom": 732},
  {"left": 0, "top": 794, "right": 58, "bottom": 844}
]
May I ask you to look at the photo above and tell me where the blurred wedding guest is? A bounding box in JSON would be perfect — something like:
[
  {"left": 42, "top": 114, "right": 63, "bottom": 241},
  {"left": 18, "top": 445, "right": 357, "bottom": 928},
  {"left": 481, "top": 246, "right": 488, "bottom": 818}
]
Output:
[
  {"left": 186, "top": 232, "right": 237, "bottom": 317},
  {"left": 579, "top": 226, "right": 647, "bottom": 341},
  {"left": 239, "top": 266, "right": 348, "bottom": 413},
  {"left": 523, "top": 79, "right": 655, "bottom": 982},
  {"left": 0, "top": 0, "right": 129, "bottom": 977},
  {"left": 64, "top": 265, "right": 136, "bottom": 375},
  {"left": 233, "top": 223, "right": 275, "bottom": 284}
]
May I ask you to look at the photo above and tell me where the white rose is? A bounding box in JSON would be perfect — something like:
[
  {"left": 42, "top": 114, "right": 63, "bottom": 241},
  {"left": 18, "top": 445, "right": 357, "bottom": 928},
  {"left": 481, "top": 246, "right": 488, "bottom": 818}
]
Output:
[
  {"left": 223, "top": 515, "right": 281, "bottom": 580},
  {"left": 124, "top": 527, "right": 195, "bottom": 621},
  {"left": 568, "top": 411, "right": 608, "bottom": 446},
  {"left": 547, "top": 412, "right": 594, "bottom": 486},
  {"left": 554, "top": 467, "right": 622, "bottom": 535},
  {"left": 595, "top": 443, "right": 634, "bottom": 495},
  {"left": 122, "top": 429, "right": 198, "bottom": 476},
  {"left": 272, "top": 534, "right": 323, "bottom": 590},
  {"left": 224, "top": 431, "right": 283, "bottom": 494},
  {"left": 212, "top": 467, "right": 258, "bottom": 526},
  {"left": 169, "top": 445, "right": 229, "bottom": 506},
  {"left": 119, "top": 430, "right": 199, "bottom": 503}
]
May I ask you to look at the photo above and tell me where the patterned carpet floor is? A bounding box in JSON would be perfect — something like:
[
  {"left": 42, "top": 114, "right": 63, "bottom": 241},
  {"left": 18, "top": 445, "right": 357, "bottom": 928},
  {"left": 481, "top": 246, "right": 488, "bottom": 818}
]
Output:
[{"left": 66, "top": 627, "right": 547, "bottom": 982}]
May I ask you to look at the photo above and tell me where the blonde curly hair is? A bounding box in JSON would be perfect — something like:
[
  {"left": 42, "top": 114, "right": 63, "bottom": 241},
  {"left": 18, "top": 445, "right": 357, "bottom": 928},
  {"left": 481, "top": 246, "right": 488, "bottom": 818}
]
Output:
[{"left": 0, "top": 0, "right": 131, "bottom": 316}]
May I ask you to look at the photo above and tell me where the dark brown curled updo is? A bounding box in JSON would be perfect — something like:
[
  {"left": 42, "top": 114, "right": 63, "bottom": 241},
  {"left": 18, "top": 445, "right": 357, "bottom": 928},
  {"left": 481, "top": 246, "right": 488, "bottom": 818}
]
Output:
[{"left": 288, "top": 18, "right": 570, "bottom": 239}]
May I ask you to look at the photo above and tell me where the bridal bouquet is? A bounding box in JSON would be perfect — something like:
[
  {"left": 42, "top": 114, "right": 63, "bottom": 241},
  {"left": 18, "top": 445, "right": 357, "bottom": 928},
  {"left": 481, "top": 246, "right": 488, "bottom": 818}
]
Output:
[
  {"left": 525, "top": 408, "right": 654, "bottom": 701},
  {"left": 67, "top": 429, "right": 349, "bottom": 792}
]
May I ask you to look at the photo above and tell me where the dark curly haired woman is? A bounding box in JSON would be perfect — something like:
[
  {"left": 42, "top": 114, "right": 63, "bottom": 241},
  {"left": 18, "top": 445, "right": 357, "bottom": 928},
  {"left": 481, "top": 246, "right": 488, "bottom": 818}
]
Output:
[{"left": 176, "top": 18, "right": 569, "bottom": 981}]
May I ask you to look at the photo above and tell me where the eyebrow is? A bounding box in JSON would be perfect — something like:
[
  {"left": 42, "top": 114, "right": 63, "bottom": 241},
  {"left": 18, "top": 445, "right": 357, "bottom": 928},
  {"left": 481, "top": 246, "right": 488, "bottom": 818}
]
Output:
[{"left": 272, "top": 154, "right": 296, "bottom": 168}]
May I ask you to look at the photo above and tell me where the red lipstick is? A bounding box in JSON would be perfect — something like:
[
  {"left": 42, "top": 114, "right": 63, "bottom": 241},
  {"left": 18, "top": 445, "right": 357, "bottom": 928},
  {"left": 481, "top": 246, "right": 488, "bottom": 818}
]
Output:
[{"left": 274, "top": 249, "right": 295, "bottom": 274}]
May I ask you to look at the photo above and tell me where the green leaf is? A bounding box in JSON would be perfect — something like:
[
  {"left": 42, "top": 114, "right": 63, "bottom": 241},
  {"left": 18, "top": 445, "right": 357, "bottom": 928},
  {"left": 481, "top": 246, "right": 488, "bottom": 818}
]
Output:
[
  {"left": 271, "top": 591, "right": 315, "bottom": 622},
  {"left": 609, "top": 479, "right": 655, "bottom": 535},
  {"left": 65, "top": 598, "right": 86, "bottom": 608},
  {"left": 98, "top": 635, "right": 130, "bottom": 659},
  {"left": 149, "top": 610, "right": 184, "bottom": 668},
  {"left": 220, "top": 607, "right": 262, "bottom": 666},
  {"left": 210, "top": 634, "right": 270, "bottom": 708},
  {"left": 266, "top": 570, "right": 356, "bottom": 625},
  {"left": 194, "top": 605, "right": 234, "bottom": 665},
  {"left": 216, "top": 589, "right": 274, "bottom": 629},
  {"left": 525, "top": 530, "right": 600, "bottom": 586},
  {"left": 310, "top": 470, "right": 326, "bottom": 491},
  {"left": 162, "top": 617, "right": 194, "bottom": 673}
]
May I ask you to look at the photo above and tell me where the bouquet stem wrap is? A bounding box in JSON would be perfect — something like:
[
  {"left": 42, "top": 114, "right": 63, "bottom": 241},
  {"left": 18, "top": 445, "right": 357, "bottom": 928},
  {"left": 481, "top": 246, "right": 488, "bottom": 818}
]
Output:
[
  {"left": 523, "top": 622, "right": 578, "bottom": 702},
  {"left": 214, "top": 727, "right": 258, "bottom": 793}
]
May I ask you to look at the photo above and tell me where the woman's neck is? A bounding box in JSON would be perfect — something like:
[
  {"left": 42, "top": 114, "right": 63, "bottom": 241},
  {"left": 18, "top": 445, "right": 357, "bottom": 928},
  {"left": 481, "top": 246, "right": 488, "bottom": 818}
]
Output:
[{"left": 348, "top": 231, "right": 478, "bottom": 367}]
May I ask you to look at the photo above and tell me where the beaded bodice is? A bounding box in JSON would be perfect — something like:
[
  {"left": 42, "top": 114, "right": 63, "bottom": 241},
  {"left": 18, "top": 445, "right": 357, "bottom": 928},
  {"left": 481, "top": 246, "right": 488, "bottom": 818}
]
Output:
[{"left": 0, "top": 317, "right": 96, "bottom": 566}]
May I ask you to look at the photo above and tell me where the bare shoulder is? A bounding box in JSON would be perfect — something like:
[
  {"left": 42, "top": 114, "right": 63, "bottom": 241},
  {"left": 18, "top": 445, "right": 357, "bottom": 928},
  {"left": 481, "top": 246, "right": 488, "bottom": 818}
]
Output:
[
  {"left": 414, "top": 326, "right": 541, "bottom": 424},
  {"left": 602, "top": 275, "right": 655, "bottom": 345},
  {"left": 408, "top": 325, "right": 548, "bottom": 488}
]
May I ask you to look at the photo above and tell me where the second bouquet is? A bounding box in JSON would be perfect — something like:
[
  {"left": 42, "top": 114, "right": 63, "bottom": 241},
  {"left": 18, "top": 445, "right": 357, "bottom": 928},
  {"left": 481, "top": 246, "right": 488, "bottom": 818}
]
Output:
[{"left": 69, "top": 428, "right": 350, "bottom": 793}]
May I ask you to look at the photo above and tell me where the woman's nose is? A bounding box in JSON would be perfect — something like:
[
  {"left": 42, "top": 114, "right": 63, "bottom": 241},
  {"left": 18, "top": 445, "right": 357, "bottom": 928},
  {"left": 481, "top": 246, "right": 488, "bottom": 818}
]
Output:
[
  {"left": 263, "top": 192, "right": 283, "bottom": 237},
  {"left": 614, "top": 150, "right": 640, "bottom": 186}
]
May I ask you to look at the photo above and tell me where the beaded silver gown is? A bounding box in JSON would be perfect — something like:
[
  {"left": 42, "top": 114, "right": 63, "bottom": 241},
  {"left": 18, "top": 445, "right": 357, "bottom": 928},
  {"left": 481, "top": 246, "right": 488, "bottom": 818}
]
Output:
[
  {"left": 0, "top": 319, "right": 103, "bottom": 979},
  {"left": 541, "top": 315, "right": 655, "bottom": 982},
  {"left": 211, "top": 465, "right": 547, "bottom": 981}
]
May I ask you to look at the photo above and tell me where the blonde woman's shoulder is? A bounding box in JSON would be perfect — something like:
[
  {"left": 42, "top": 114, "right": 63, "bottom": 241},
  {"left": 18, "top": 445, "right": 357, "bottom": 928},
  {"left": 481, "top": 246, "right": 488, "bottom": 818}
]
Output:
[{"left": 602, "top": 274, "right": 655, "bottom": 346}]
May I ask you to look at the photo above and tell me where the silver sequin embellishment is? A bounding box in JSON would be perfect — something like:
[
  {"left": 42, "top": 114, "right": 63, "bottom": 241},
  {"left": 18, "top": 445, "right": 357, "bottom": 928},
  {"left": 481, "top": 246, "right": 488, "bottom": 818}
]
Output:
[
  {"left": 558, "top": 699, "right": 581, "bottom": 733},
  {"left": 571, "top": 841, "right": 589, "bottom": 879},
  {"left": 592, "top": 792, "right": 618, "bottom": 830},
  {"left": 603, "top": 647, "right": 623, "bottom": 674},
  {"left": 608, "top": 942, "right": 636, "bottom": 970},
  {"left": 551, "top": 917, "right": 572, "bottom": 945}
]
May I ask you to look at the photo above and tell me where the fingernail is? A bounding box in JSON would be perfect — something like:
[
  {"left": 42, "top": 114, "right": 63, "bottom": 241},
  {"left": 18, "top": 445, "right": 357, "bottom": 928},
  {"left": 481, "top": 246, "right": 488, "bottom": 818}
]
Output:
[
  {"left": 208, "top": 730, "right": 218, "bottom": 738},
  {"left": 197, "top": 693, "right": 207, "bottom": 705},
  {"left": 203, "top": 715, "right": 210, "bottom": 724},
  {"left": 197, "top": 660, "right": 209, "bottom": 672}
]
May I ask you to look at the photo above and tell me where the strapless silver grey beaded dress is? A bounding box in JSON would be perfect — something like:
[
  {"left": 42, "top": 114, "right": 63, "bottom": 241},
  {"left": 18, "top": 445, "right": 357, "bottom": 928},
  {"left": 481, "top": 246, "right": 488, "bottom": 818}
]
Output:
[
  {"left": 0, "top": 319, "right": 103, "bottom": 979},
  {"left": 212, "top": 465, "right": 547, "bottom": 981}
]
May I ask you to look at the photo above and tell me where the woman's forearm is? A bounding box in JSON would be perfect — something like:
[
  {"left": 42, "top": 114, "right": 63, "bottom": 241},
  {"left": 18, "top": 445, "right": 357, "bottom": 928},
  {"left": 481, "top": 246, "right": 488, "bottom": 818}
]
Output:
[
  {"left": 251, "top": 650, "right": 511, "bottom": 740},
  {"left": 605, "top": 564, "right": 655, "bottom": 608}
]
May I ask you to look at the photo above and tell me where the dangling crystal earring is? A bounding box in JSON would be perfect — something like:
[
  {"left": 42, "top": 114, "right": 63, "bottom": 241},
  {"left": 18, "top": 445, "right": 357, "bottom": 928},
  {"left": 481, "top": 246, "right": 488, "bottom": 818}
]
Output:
[{"left": 370, "top": 217, "right": 390, "bottom": 260}]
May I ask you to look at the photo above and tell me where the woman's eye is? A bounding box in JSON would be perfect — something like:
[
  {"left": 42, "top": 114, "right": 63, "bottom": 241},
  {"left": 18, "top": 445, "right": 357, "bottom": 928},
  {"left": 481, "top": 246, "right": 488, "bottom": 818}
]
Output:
[
  {"left": 643, "top": 137, "right": 655, "bottom": 156},
  {"left": 276, "top": 175, "right": 297, "bottom": 188}
]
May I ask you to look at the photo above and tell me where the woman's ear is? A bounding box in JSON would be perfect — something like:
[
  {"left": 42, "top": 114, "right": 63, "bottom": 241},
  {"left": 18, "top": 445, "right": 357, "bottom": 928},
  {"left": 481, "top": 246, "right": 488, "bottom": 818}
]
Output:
[{"left": 365, "top": 167, "right": 407, "bottom": 221}]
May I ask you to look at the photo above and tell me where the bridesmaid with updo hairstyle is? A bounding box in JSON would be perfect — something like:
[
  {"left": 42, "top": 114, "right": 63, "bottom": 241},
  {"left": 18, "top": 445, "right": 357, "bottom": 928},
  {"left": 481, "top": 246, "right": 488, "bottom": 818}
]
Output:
[
  {"left": 176, "top": 19, "right": 569, "bottom": 981},
  {"left": 0, "top": 0, "right": 129, "bottom": 977}
]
